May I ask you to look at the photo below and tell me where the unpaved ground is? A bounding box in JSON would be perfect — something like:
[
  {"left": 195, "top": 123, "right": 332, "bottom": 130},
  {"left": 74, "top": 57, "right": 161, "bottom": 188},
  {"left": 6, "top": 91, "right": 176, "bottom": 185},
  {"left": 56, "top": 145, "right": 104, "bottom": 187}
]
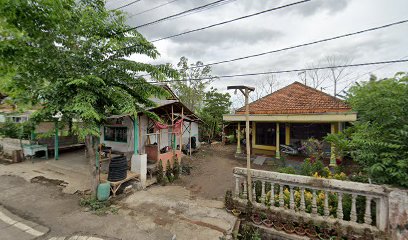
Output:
[{"left": 178, "top": 143, "right": 273, "bottom": 201}]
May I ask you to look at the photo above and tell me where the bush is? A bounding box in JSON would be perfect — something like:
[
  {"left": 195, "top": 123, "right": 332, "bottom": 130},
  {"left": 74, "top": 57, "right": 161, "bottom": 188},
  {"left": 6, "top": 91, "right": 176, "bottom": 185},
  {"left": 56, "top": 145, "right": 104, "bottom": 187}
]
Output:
[
  {"left": 157, "top": 160, "right": 165, "bottom": 185},
  {"left": 0, "top": 121, "right": 32, "bottom": 139},
  {"left": 166, "top": 159, "right": 173, "bottom": 183},
  {"left": 300, "top": 158, "right": 324, "bottom": 176},
  {"left": 224, "top": 190, "right": 234, "bottom": 209},
  {"left": 79, "top": 197, "right": 117, "bottom": 215},
  {"left": 173, "top": 158, "right": 180, "bottom": 180},
  {"left": 277, "top": 166, "right": 297, "bottom": 174}
]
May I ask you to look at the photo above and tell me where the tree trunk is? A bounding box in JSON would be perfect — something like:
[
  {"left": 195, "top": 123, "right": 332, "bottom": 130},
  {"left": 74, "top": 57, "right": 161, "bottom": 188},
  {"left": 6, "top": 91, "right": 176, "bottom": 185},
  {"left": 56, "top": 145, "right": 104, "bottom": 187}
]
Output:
[{"left": 85, "top": 135, "right": 98, "bottom": 197}]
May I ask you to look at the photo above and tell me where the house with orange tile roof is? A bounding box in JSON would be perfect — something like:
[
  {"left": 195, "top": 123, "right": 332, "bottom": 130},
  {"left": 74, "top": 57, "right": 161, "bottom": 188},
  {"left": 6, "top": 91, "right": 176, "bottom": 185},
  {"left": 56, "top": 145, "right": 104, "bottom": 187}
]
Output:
[{"left": 223, "top": 82, "right": 357, "bottom": 166}]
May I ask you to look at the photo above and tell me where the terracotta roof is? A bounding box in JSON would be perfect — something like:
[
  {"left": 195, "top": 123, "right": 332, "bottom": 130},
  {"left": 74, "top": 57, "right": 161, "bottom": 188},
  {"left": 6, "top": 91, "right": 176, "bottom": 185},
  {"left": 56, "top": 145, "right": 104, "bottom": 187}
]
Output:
[{"left": 236, "top": 82, "right": 351, "bottom": 115}]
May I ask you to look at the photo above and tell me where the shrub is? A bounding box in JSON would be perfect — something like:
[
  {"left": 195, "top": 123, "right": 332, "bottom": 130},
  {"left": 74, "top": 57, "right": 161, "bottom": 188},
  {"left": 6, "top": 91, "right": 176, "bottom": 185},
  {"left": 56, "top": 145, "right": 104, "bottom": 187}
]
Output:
[
  {"left": 157, "top": 160, "right": 165, "bottom": 185},
  {"left": 224, "top": 190, "right": 234, "bottom": 209},
  {"left": 172, "top": 158, "right": 180, "bottom": 180},
  {"left": 277, "top": 166, "right": 297, "bottom": 174},
  {"left": 166, "top": 159, "right": 173, "bottom": 183}
]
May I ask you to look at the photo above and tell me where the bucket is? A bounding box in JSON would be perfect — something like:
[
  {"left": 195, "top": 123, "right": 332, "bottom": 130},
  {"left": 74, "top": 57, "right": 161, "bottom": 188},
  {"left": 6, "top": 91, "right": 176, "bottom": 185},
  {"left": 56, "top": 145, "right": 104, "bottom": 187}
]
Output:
[{"left": 97, "top": 182, "right": 110, "bottom": 201}]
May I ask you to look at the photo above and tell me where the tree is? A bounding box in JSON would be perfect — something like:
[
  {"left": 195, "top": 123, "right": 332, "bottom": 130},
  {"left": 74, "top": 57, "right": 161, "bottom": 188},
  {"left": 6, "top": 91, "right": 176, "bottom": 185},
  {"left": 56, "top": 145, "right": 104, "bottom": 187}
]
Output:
[
  {"left": 199, "top": 88, "right": 231, "bottom": 140},
  {"left": 325, "top": 55, "right": 353, "bottom": 96},
  {"left": 343, "top": 73, "right": 408, "bottom": 187},
  {"left": 172, "top": 57, "right": 216, "bottom": 112},
  {"left": 0, "top": 0, "right": 177, "bottom": 194}
]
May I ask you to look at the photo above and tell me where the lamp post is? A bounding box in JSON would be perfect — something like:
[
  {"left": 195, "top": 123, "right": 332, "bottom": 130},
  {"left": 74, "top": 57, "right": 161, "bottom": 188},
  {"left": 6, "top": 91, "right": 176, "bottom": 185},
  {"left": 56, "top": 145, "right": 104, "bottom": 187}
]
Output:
[{"left": 228, "top": 85, "right": 255, "bottom": 202}]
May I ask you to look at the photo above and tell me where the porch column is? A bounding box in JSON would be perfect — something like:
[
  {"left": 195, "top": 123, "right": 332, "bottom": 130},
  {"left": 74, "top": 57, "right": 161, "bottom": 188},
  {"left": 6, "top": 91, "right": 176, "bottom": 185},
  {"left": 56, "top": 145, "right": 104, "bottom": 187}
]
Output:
[
  {"left": 276, "top": 122, "right": 280, "bottom": 159},
  {"left": 285, "top": 123, "right": 290, "bottom": 145},
  {"left": 236, "top": 122, "right": 241, "bottom": 154},
  {"left": 133, "top": 115, "right": 139, "bottom": 154},
  {"left": 330, "top": 122, "right": 337, "bottom": 166}
]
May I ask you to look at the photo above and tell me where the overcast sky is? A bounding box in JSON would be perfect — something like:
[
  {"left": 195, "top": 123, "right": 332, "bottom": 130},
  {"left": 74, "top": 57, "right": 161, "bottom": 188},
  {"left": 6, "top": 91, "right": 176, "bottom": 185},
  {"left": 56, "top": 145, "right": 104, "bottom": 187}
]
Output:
[{"left": 107, "top": 0, "right": 408, "bottom": 106}]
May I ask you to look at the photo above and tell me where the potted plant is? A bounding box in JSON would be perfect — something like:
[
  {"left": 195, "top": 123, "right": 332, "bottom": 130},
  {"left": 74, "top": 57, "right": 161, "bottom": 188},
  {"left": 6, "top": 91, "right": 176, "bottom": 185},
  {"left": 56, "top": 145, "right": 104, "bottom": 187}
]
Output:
[
  {"left": 251, "top": 212, "right": 262, "bottom": 225},
  {"left": 318, "top": 232, "right": 331, "bottom": 240},
  {"left": 232, "top": 209, "right": 241, "bottom": 217},
  {"left": 345, "top": 226, "right": 358, "bottom": 240},
  {"left": 305, "top": 221, "right": 318, "bottom": 238},
  {"left": 224, "top": 190, "right": 234, "bottom": 212},
  {"left": 262, "top": 217, "right": 273, "bottom": 228},
  {"left": 284, "top": 222, "right": 295, "bottom": 234}
]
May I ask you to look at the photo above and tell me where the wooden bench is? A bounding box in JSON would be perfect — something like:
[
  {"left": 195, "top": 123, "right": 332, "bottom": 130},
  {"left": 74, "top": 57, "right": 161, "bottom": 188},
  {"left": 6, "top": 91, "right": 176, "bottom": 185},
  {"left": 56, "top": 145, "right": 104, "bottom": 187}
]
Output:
[{"left": 100, "top": 171, "right": 139, "bottom": 197}]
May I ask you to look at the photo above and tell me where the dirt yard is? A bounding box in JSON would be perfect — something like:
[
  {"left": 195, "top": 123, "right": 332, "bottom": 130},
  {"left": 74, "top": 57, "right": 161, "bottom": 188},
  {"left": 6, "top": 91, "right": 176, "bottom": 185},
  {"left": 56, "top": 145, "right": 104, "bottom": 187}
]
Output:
[{"left": 177, "top": 143, "right": 274, "bottom": 201}]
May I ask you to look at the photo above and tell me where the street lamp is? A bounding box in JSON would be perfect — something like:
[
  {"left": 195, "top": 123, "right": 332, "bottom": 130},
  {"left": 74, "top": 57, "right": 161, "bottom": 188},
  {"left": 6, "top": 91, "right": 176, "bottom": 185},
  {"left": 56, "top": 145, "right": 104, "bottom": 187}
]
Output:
[{"left": 227, "top": 85, "right": 255, "bottom": 202}]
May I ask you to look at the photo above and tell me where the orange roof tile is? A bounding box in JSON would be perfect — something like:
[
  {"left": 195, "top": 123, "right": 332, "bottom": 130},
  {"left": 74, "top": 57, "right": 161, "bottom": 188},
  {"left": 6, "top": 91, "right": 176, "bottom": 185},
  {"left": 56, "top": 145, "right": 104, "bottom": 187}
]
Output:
[{"left": 236, "top": 82, "right": 351, "bottom": 115}]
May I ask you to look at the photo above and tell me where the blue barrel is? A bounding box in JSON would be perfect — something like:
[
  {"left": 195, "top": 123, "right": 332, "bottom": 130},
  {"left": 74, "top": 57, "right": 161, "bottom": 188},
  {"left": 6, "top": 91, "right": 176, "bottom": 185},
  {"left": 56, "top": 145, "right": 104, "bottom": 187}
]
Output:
[{"left": 97, "top": 182, "right": 110, "bottom": 201}]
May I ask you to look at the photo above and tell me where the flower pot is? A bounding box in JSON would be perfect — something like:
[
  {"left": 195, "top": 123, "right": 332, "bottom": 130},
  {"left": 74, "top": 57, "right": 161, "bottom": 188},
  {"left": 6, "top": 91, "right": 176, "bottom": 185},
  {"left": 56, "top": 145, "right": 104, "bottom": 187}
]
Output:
[
  {"left": 318, "top": 233, "right": 330, "bottom": 240},
  {"left": 284, "top": 224, "right": 295, "bottom": 234},
  {"left": 295, "top": 226, "right": 306, "bottom": 236},
  {"left": 232, "top": 209, "right": 241, "bottom": 217},
  {"left": 251, "top": 214, "right": 262, "bottom": 225},
  {"left": 225, "top": 207, "right": 233, "bottom": 213},
  {"left": 274, "top": 222, "right": 284, "bottom": 231},
  {"left": 306, "top": 229, "right": 318, "bottom": 238},
  {"left": 262, "top": 219, "right": 273, "bottom": 228}
]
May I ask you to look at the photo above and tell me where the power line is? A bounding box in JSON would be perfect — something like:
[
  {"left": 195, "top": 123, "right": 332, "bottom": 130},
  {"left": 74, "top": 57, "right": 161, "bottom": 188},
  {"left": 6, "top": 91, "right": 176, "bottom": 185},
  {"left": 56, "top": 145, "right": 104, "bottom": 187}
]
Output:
[
  {"left": 150, "top": 0, "right": 311, "bottom": 42},
  {"left": 185, "top": 19, "right": 408, "bottom": 68},
  {"left": 113, "top": 0, "right": 141, "bottom": 11},
  {"left": 124, "top": 0, "right": 238, "bottom": 31},
  {"left": 128, "top": 0, "right": 180, "bottom": 18},
  {"left": 147, "top": 59, "right": 408, "bottom": 83}
]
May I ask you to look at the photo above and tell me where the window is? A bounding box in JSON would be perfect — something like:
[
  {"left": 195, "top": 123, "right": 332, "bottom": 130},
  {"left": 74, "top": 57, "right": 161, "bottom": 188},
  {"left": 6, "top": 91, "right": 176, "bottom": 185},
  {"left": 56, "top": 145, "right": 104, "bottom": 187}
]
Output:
[
  {"left": 255, "top": 123, "right": 276, "bottom": 146},
  {"left": 104, "top": 126, "right": 127, "bottom": 142}
]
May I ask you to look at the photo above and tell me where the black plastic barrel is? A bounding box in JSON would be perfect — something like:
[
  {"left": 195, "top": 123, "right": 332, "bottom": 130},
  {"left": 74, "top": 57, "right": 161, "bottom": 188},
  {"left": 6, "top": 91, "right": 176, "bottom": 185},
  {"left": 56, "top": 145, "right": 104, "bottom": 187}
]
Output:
[{"left": 108, "top": 156, "right": 128, "bottom": 181}]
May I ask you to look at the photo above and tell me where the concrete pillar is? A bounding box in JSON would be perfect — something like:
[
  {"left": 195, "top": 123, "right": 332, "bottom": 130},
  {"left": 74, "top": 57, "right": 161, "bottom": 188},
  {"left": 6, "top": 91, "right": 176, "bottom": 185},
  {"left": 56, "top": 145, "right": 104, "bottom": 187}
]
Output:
[
  {"left": 236, "top": 122, "right": 241, "bottom": 154},
  {"left": 285, "top": 123, "right": 290, "bottom": 145},
  {"left": 131, "top": 154, "right": 147, "bottom": 188},
  {"left": 276, "top": 123, "right": 280, "bottom": 159},
  {"left": 330, "top": 122, "right": 337, "bottom": 166}
]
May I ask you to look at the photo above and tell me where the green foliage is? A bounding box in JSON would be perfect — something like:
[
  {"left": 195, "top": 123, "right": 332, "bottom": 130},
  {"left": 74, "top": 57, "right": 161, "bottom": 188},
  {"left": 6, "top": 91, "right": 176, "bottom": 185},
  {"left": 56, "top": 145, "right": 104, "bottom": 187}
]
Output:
[
  {"left": 277, "top": 166, "right": 297, "bottom": 174},
  {"left": 224, "top": 190, "right": 234, "bottom": 209},
  {"left": 0, "top": 121, "right": 33, "bottom": 139},
  {"left": 166, "top": 160, "right": 173, "bottom": 183},
  {"left": 0, "top": 0, "right": 178, "bottom": 139},
  {"left": 346, "top": 73, "right": 408, "bottom": 187},
  {"left": 300, "top": 158, "right": 324, "bottom": 176},
  {"left": 171, "top": 57, "right": 216, "bottom": 112},
  {"left": 238, "top": 224, "right": 261, "bottom": 240},
  {"left": 172, "top": 158, "right": 180, "bottom": 180},
  {"left": 79, "top": 197, "right": 117, "bottom": 215},
  {"left": 156, "top": 160, "right": 165, "bottom": 185},
  {"left": 199, "top": 87, "right": 232, "bottom": 140}
]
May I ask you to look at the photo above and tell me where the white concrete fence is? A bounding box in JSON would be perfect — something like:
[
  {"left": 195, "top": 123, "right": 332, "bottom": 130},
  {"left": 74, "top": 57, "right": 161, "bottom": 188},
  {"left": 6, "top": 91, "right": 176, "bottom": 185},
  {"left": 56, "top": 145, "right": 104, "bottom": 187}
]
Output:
[{"left": 233, "top": 167, "right": 395, "bottom": 234}]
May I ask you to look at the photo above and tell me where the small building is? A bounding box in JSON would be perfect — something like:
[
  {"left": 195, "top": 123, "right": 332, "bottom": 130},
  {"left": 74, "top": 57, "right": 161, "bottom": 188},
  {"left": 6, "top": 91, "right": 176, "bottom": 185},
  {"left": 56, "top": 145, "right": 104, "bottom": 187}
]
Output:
[
  {"left": 223, "top": 82, "right": 357, "bottom": 165},
  {"left": 100, "top": 85, "right": 201, "bottom": 168}
]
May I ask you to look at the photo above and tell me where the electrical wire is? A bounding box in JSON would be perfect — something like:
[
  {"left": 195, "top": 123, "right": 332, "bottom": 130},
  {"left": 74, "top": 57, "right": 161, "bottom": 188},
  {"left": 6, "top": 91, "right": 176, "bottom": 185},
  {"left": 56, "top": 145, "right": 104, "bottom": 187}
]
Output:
[
  {"left": 113, "top": 0, "right": 141, "bottom": 11},
  {"left": 184, "top": 19, "right": 408, "bottom": 68},
  {"left": 128, "top": 0, "right": 180, "bottom": 18},
  {"left": 147, "top": 59, "right": 408, "bottom": 83},
  {"left": 150, "top": 0, "right": 311, "bottom": 42},
  {"left": 124, "top": 0, "right": 240, "bottom": 31}
]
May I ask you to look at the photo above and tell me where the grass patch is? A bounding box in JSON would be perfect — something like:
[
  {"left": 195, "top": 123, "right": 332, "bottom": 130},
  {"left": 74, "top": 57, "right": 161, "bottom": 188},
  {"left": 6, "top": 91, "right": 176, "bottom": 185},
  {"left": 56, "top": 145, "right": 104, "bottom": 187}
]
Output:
[{"left": 79, "top": 197, "right": 118, "bottom": 215}]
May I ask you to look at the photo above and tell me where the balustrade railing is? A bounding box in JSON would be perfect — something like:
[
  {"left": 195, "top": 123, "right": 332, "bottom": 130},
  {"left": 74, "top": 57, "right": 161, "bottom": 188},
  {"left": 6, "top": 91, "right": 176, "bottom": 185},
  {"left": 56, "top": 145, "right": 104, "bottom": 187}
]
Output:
[{"left": 233, "top": 167, "right": 389, "bottom": 231}]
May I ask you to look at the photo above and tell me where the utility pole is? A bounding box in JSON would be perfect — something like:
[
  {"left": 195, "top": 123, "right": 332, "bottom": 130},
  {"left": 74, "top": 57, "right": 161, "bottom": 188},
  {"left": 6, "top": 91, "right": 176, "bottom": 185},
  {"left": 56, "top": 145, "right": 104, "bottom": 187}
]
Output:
[{"left": 227, "top": 85, "right": 255, "bottom": 202}]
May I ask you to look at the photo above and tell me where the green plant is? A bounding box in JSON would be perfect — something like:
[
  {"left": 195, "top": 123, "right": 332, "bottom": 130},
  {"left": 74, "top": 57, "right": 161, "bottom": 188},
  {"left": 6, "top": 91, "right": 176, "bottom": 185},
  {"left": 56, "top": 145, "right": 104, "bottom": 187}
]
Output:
[
  {"left": 245, "top": 200, "right": 253, "bottom": 221},
  {"left": 166, "top": 160, "right": 173, "bottom": 183},
  {"left": 157, "top": 160, "right": 165, "bottom": 185},
  {"left": 300, "top": 158, "right": 325, "bottom": 176},
  {"left": 224, "top": 190, "right": 234, "bottom": 210},
  {"left": 172, "top": 158, "right": 180, "bottom": 180},
  {"left": 79, "top": 197, "right": 117, "bottom": 215},
  {"left": 277, "top": 166, "right": 297, "bottom": 174}
]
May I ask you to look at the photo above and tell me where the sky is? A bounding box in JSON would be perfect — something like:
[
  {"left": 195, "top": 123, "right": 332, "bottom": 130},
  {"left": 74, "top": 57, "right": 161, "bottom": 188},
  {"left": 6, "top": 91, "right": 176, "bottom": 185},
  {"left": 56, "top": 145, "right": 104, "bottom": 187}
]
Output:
[{"left": 106, "top": 0, "right": 408, "bottom": 107}]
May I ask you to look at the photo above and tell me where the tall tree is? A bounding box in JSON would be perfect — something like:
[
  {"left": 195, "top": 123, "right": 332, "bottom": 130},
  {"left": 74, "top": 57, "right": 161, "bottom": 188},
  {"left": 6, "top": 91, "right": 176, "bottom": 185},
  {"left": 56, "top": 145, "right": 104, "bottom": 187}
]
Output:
[
  {"left": 0, "top": 0, "right": 177, "bottom": 194},
  {"left": 199, "top": 88, "right": 231, "bottom": 140},
  {"left": 172, "top": 56, "right": 216, "bottom": 112},
  {"left": 339, "top": 73, "right": 408, "bottom": 187}
]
